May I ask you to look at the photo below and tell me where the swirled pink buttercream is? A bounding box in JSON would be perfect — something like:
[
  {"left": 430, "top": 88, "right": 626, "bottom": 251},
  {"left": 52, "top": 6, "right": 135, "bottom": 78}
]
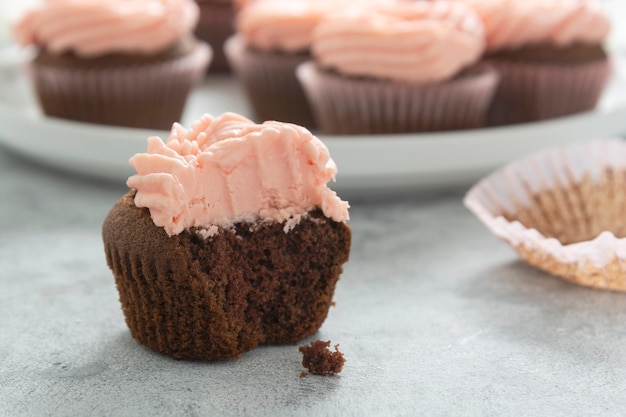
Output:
[
  {"left": 12, "top": 0, "right": 199, "bottom": 57},
  {"left": 459, "top": 0, "right": 611, "bottom": 51},
  {"left": 127, "top": 113, "right": 349, "bottom": 236},
  {"left": 311, "top": 1, "right": 485, "bottom": 83},
  {"left": 236, "top": 0, "right": 394, "bottom": 53}
]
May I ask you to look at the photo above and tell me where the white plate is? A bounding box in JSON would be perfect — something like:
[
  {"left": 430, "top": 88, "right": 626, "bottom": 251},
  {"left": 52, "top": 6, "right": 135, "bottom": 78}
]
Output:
[{"left": 1, "top": 46, "right": 626, "bottom": 197}]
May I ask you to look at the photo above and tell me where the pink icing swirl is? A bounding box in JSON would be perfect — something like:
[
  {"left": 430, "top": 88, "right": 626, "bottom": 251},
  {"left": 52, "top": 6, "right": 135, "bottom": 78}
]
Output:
[
  {"left": 311, "top": 1, "right": 485, "bottom": 83},
  {"left": 459, "top": 0, "right": 611, "bottom": 51},
  {"left": 127, "top": 113, "right": 350, "bottom": 236},
  {"left": 12, "top": 0, "right": 200, "bottom": 57},
  {"left": 235, "top": 0, "right": 395, "bottom": 53}
]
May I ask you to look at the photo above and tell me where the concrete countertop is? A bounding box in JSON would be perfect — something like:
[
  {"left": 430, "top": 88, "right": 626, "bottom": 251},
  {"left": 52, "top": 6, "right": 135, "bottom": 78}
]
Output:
[{"left": 2, "top": 147, "right": 626, "bottom": 417}]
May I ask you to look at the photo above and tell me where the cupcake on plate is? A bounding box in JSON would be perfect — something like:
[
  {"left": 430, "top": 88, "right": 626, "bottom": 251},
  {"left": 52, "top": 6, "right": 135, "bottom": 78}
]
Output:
[
  {"left": 102, "top": 112, "right": 351, "bottom": 360},
  {"left": 224, "top": 0, "right": 390, "bottom": 127},
  {"left": 460, "top": 0, "right": 613, "bottom": 126},
  {"left": 296, "top": 1, "right": 499, "bottom": 135},
  {"left": 223, "top": 0, "right": 330, "bottom": 128},
  {"left": 12, "top": 0, "right": 211, "bottom": 130},
  {"left": 465, "top": 139, "right": 626, "bottom": 292},
  {"left": 194, "top": 0, "right": 235, "bottom": 73}
]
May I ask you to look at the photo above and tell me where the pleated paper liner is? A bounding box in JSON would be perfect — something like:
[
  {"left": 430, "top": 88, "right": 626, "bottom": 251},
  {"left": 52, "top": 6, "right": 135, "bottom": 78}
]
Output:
[
  {"left": 464, "top": 139, "right": 626, "bottom": 291},
  {"left": 223, "top": 35, "right": 316, "bottom": 129},
  {"left": 103, "top": 192, "right": 351, "bottom": 360},
  {"left": 194, "top": 1, "right": 235, "bottom": 73},
  {"left": 296, "top": 61, "right": 499, "bottom": 135},
  {"left": 485, "top": 57, "right": 612, "bottom": 126},
  {"left": 31, "top": 43, "right": 211, "bottom": 130}
]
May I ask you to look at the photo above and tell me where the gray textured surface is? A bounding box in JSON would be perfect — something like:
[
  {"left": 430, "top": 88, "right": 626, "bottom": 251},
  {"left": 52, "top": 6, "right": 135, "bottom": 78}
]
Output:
[{"left": 3, "top": 146, "right": 626, "bottom": 417}]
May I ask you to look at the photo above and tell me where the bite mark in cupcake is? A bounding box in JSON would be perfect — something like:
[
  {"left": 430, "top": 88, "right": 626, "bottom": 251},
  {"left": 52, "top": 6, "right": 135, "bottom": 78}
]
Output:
[{"left": 103, "top": 112, "right": 351, "bottom": 360}]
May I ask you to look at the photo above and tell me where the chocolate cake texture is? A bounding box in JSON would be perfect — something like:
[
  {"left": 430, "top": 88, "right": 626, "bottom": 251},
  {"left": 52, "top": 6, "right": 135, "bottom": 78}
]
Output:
[{"left": 103, "top": 191, "right": 351, "bottom": 360}]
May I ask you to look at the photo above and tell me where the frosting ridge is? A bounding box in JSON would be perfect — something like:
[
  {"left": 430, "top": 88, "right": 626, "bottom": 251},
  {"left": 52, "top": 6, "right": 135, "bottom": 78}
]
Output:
[
  {"left": 311, "top": 1, "right": 485, "bottom": 83},
  {"left": 236, "top": 0, "right": 394, "bottom": 53},
  {"left": 236, "top": 0, "right": 325, "bottom": 52},
  {"left": 459, "top": 0, "right": 611, "bottom": 51},
  {"left": 127, "top": 113, "right": 349, "bottom": 236},
  {"left": 13, "top": 0, "right": 200, "bottom": 57}
]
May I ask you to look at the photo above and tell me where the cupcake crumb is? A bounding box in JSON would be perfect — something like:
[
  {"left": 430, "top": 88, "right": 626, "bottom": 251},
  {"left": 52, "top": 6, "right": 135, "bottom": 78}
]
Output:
[
  {"left": 299, "top": 340, "right": 345, "bottom": 376},
  {"left": 299, "top": 371, "right": 308, "bottom": 378}
]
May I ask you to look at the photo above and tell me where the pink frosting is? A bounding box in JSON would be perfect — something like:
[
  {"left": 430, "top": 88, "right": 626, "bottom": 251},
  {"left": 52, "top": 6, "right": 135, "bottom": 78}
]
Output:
[
  {"left": 12, "top": 0, "right": 199, "bottom": 57},
  {"left": 311, "top": 1, "right": 485, "bottom": 83},
  {"left": 127, "top": 113, "right": 350, "bottom": 236},
  {"left": 235, "top": 0, "right": 395, "bottom": 53},
  {"left": 459, "top": 0, "right": 611, "bottom": 51}
]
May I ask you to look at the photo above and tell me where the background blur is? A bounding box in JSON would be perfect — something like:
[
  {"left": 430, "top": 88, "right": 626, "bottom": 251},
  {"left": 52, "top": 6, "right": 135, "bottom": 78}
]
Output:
[{"left": 1, "top": 0, "right": 625, "bottom": 50}]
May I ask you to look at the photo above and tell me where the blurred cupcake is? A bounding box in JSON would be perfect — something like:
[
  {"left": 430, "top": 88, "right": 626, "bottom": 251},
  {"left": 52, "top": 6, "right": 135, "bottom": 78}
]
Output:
[
  {"left": 461, "top": 0, "right": 612, "bottom": 126},
  {"left": 12, "top": 0, "right": 211, "bottom": 130},
  {"left": 233, "top": 0, "right": 255, "bottom": 12},
  {"left": 296, "top": 1, "right": 499, "bottom": 135},
  {"left": 194, "top": 0, "right": 235, "bottom": 73},
  {"left": 465, "top": 139, "right": 626, "bottom": 291},
  {"left": 223, "top": 0, "right": 328, "bottom": 128},
  {"left": 224, "top": 0, "right": 389, "bottom": 127}
]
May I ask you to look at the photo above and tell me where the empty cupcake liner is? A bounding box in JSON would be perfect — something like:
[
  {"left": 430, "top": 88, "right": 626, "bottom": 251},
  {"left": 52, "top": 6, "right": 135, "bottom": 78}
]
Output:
[
  {"left": 464, "top": 138, "right": 626, "bottom": 291},
  {"left": 296, "top": 61, "right": 499, "bottom": 135},
  {"left": 30, "top": 43, "right": 211, "bottom": 130},
  {"left": 224, "top": 35, "right": 316, "bottom": 128},
  {"left": 485, "top": 57, "right": 612, "bottom": 126},
  {"left": 195, "top": 1, "right": 235, "bottom": 73}
]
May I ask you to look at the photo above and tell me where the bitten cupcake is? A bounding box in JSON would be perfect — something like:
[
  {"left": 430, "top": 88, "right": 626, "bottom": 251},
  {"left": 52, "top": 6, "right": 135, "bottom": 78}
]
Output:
[
  {"left": 194, "top": 0, "right": 235, "bottom": 73},
  {"left": 465, "top": 139, "right": 626, "bottom": 292},
  {"left": 102, "top": 112, "right": 351, "bottom": 360},
  {"left": 296, "top": 1, "right": 499, "bottom": 135},
  {"left": 12, "top": 0, "right": 211, "bottom": 130},
  {"left": 460, "top": 0, "right": 612, "bottom": 126}
]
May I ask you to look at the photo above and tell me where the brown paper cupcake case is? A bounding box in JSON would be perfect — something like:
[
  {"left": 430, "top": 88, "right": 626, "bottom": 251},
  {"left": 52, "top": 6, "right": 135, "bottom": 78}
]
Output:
[
  {"left": 195, "top": 1, "right": 235, "bottom": 73},
  {"left": 296, "top": 62, "right": 499, "bottom": 135},
  {"left": 224, "top": 35, "right": 316, "bottom": 128},
  {"left": 464, "top": 138, "right": 626, "bottom": 291},
  {"left": 103, "top": 192, "right": 350, "bottom": 360},
  {"left": 31, "top": 43, "right": 211, "bottom": 130},
  {"left": 485, "top": 58, "right": 612, "bottom": 126}
]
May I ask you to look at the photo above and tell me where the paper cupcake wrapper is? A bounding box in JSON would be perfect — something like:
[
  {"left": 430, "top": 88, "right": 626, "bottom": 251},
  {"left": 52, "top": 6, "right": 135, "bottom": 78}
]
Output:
[
  {"left": 195, "top": 2, "right": 235, "bottom": 73},
  {"left": 296, "top": 62, "right": 499, "bottom": 135},
  {"left": 103, "top": 193, "right": 349, "bottom": 360},
  {"left": 224, "top": 35, "right": 316, "bottom": 128},
  {"left": 31, "top": 43, "right": 211, "bottom": 130},
  {"left": 464, "top": 138, "right": 626, "bottom": 291},
  {"left": 485, "top": 57, "right": 612, "bottom": 126}
]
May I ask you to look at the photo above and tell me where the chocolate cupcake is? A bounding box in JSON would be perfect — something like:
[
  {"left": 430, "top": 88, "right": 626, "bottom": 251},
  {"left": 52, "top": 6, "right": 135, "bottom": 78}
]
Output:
[
  {"left": 194, "top": 0, "right": 236, "bottom": 73},
  {"left": 462, "top": 0, "right": 613, "bottom": 126},
  {"left": 296, "top": 1, "right": 499, "bottom": 135},
  {"left": 12, "top": 0, "right": 211, "bottom": 130},
  {"left": 223, "top": 0, "right": 326, "bottom": 128},
  {"left": 102, "top": 113, "right": 351, "bottom": 360}
]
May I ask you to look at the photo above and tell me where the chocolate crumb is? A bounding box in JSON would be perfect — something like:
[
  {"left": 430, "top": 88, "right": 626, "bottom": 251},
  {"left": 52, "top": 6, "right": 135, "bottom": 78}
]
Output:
[
  {"left": 299, "top": 340, "right": 345, "bottom": 376},
  {"left": 299, "top": 371, "right": 308, "bottom": 378}
]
